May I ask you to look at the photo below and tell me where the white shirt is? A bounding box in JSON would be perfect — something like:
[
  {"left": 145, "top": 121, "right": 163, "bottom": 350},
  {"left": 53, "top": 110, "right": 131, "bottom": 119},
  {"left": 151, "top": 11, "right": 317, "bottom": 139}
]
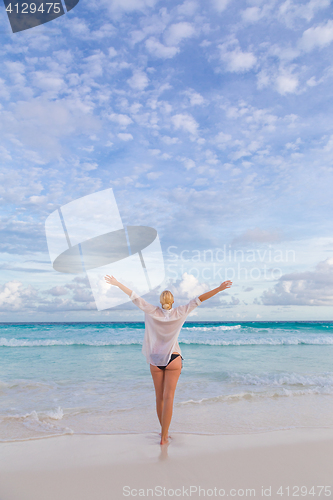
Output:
[{"left": 130, "top": 291, "right": 202, "bottom": 366}]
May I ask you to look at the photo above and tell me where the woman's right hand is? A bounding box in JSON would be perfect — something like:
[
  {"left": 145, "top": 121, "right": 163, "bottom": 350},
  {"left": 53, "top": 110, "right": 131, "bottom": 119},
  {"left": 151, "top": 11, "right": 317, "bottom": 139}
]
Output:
[
  {"left": 104, "top": 275, "right": 118, "bottom": 286},
  {"left": 219, "top": 280, "right": 233, "bottom": 291}
]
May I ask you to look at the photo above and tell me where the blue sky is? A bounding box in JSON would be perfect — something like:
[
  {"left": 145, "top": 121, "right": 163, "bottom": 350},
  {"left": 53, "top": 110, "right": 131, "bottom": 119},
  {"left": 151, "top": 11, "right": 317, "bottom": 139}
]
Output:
[{"left": 1, "top": 0, "right": 333, "bottom": 321}]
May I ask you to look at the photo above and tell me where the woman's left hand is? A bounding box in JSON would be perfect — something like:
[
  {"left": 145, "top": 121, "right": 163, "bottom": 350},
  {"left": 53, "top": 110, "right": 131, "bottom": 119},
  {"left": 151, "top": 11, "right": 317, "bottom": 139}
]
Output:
[
  {"left": 104, "top": 275, "right": 118, "bottom": 286},
  {"left": 219, "top": 280, "right": 233, "bottom": 291}
]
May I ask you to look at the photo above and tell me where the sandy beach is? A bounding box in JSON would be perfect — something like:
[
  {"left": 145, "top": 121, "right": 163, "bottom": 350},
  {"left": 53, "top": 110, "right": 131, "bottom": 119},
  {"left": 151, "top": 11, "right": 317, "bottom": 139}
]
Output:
[{"left": 0, "top": 428, "right": 332, "bottom": 500}]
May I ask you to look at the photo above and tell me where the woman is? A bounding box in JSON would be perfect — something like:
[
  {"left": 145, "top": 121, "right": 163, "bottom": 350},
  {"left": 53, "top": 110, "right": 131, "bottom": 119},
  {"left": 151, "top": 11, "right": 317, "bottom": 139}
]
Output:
[{"left": 104, "top": 275, "right": 232, "bottom": 445}]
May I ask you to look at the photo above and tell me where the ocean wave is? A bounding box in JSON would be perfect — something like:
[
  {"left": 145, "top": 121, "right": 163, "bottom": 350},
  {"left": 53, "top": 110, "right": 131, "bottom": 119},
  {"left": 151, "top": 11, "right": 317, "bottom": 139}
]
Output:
[
  {"left": 0, "top": 337, "right": 143, "bottom": 347},
  {"left": 2, "top": 336, "right": 333, "bottom": 347},
  {"left": 181, "top": 336, "right": 333, "bottom": 346},
  {"left": 0, "top": 406, "right": 135, "bottom": 433},
  {"left": 0, "top": 379, "right": 57, "bottom": 391},
  {"left": 177, "top": 386, "right": 333, "bottom": 405},
  {"left": 183, "top": 325, "right": 242, "bottom": 331},
  {"left": 0, "top": 407, "right": 74, "bottom": 437},
  {"left": 1, "top": 407, "right": 64, "bottom": 422},
  {"left": 229, "top": 372, "right": 333, "bottom": 387}
]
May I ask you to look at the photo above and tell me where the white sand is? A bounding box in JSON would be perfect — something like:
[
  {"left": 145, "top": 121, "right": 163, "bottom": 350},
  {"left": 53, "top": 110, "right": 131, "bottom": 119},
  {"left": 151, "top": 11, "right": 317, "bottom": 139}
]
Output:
[{"left": 0, "top": 429, "right": 332, "bottom": 500}]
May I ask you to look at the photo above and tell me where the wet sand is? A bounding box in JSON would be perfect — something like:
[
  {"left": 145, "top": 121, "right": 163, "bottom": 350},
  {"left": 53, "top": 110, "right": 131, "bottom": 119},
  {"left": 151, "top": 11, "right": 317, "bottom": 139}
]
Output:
[{"left": 0, "top": 428, "right": 332, "bottom": 500}]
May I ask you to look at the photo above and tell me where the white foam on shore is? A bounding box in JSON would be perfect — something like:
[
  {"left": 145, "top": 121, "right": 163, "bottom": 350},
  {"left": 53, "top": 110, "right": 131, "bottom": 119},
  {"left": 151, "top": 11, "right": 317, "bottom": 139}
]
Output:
[
  {"left": 229, "top": 371, "right": 333, "bottom": 386},
  {"left": 183, "top": 325, "right": 242, "bottom": 331},
  {"left": 2, "top": 335, "right": 333, "bottom": 346},
  {"left": 177, "top": 387, "right": 333, "bottom": 406}
]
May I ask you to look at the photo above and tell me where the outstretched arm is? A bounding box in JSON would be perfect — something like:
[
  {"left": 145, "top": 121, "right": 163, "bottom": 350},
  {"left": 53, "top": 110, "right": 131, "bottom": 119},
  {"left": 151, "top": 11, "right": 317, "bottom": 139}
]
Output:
[
  {"left": 104, "top": 275, "right": 132, "bottom": 297},
  {"left": 104, "top": 275, "right": 158, "bottom": 315},
  {"left": 198, "top": 280, "right": 232, "bottom": 302}
]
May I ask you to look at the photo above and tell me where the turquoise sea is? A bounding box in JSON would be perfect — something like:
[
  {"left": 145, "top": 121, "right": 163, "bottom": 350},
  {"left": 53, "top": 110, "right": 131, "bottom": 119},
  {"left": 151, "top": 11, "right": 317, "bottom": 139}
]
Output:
[{"left": 1, "top": 321, "right": 333, "bottom": 441}]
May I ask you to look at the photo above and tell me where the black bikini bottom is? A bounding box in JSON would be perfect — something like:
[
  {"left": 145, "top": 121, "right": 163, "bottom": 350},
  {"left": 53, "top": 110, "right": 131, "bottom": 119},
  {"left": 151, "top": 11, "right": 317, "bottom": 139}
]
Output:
[{"left": 157, "top": 353, "right": 183, "bottom": 370}]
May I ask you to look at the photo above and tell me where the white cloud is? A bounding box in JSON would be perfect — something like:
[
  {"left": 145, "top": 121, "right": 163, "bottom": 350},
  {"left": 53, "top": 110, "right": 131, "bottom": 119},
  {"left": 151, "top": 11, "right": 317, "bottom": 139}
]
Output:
[
  {"left": 176, "top": 1, "right": 198, "bottom": 16},
  {"left": 285, "top": 137, "right": 302, "bottom": 150},
  {"left": 32, "top": 71, "right": 65, "bottom": 94},
  {"left": 63, "top": 18, "right": 116, "bottom": 40},
  {"left": 267, "top": 44, "right": 301, "bottom": 63},
  {"left": 306, "top": 76, "right": 319, "bottom": 87},
  {"left": 0, "top": 277, "right": 97, "bottom": 314},
  {"left": 241, "top": 7, "right": 263, "bottom": 23},
  {"left": 145, "top": 37, "right": 179, "bottom": 58},
  {"left": 257, "top": 69, "right": 271, "bottom": 90},
  {"left": 108, "top": 47, "right": 117, "bottom": 58},
  {"left": 211, "top": 0, "right": 230, "bottom": 13},
  {"left": 108, "top": 113, "right": 133, "bottom": 127},
  {"left": 102, "top": 0, "right": 157, "bottom": 14},
  {"left": 110, "top": 174, "right": 137, "bottom": 186},
  {"left": 258, "top": 66, "right": 299, "bottom": 95},
  {"left": 170, "top": 272, "right": 209, "bottom": 299},
  {"left": 0, "top": 281, "right": 37, "bottom": 311},
  {"left": 222, "top": 101, "right": 278, "bottom": 131},
  {"left": 232, "top": 227, "right": 283, "bottom": 245},
  {"left": 127, "top": 70, "right": 149, "bottom": 90},
  {"left": 83, "top": 50, "right": 107, "bottom": 77},
  {"left": 205, "top": 149, "right": 219, "bottom": 164},
  {"left": 0, "top": 98, "right": 100, "bottom": 161},
  {"left": 164, "top": 22, "right": 195, "bottom": 46},
  {"left": 161, "top": 135, "right": 180, "bottom": 145},
  {"left": 247, "top": 109, "right": 278, "bottom": 130},
  {"left": 129, "top": 102, "right": 143, "bottom": 114},
  {"left": 323, "top": 134, "right": 333, "bottom": 152},
  {"left": 0, "top": 77, "right": 10, "bottom": 100},
  {"left": 184, "top": 89, "right": 206, "bottom": 106},
  {"left": 220, "top": 296, "right": 240, "bottom": 308},
  {"left": 171, "top": 113, "right": 199, "bottom": 135},
  {"left": 229, "top": 149, "right": 251, "bottom": 161},
  {"left": 279, "top": 0, "right": 330, "bottom": 26},
  {"left": 178, "top": 157, "right": 196, "bottom": 169},
  {"left": 149, "top": 148, "right": 161, "bottom": 156},
  {"left": 29, "top": 195, "right": 48, "bottom": 204},
  {"left": 117, "top": 133, "right": 133, "bottom": 141},
  {"left": 193, "top": 177, "right": 208, "bottom": 186},
  {"left": 214, "top": 131, "right": 232, "bottom": 147},
  {"left": 260, "top": 257, "right": 333, "bottom": 306},
  {"left": 218, "top": 41, "right": 257, "bottom": 73},
  {"left": 147, "top": 149, "right": 171, "bottom": 159},
  {"left": 147, "top": 171, "right": 163, "bottom": 179},
  {"left": 5, "top": 61, "right": 26, "bottom": 87},
  {"left": 275, "top": 68, "right": 299, "bottom": 95},
  {"left": 90, "top": 23, "right": 116, "bottom": 40},
  {"left": 0, "top": 145, "right": 12, "bottom": 161},
  {"left": 45, "top": 286, "right": 69, "bottom": 296},
  {"left": 298, "top": 20, "right": 333, "bottom": 52},
  {"left": 66, "top": 18, "right": 91, "bottom": 38}
]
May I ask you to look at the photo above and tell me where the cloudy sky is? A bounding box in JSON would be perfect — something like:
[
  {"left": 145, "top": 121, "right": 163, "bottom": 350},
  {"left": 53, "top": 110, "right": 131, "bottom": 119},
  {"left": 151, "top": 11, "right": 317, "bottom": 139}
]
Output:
[{"left": 1, "top": 0, "right": 333, "bottom": 321}]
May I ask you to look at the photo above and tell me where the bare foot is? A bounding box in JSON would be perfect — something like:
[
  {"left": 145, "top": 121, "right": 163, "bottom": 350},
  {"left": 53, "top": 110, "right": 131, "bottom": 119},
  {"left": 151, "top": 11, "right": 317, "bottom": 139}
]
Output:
[{"left": 160, "top": 435, "right": 171, "bottom": 445}]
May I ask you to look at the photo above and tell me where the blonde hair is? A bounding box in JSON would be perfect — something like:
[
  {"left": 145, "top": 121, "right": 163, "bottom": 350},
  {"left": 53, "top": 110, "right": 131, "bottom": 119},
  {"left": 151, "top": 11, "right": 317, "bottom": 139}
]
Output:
[{"left": 160, "top": 290, "right": 174, "bottom": 310}]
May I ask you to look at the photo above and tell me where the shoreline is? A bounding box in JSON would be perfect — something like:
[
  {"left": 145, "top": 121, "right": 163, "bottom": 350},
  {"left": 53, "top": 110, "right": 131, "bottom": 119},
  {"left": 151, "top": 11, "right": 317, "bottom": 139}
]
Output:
[
  {"left": 1, "top": 428, "right": 332, "bottom": 500},
  {"left": 2, "top": 424, "right": 333, "bottom": 444}
]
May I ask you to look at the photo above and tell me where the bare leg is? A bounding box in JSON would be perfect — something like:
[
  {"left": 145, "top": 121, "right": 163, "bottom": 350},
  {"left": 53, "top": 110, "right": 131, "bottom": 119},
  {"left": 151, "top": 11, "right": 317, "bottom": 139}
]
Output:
[
  {"left": 150, "top": 364, "right": 165, "bottom": 427},
  {"left": 160, "top": 355, "right": 182, "bottom": 445}
]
